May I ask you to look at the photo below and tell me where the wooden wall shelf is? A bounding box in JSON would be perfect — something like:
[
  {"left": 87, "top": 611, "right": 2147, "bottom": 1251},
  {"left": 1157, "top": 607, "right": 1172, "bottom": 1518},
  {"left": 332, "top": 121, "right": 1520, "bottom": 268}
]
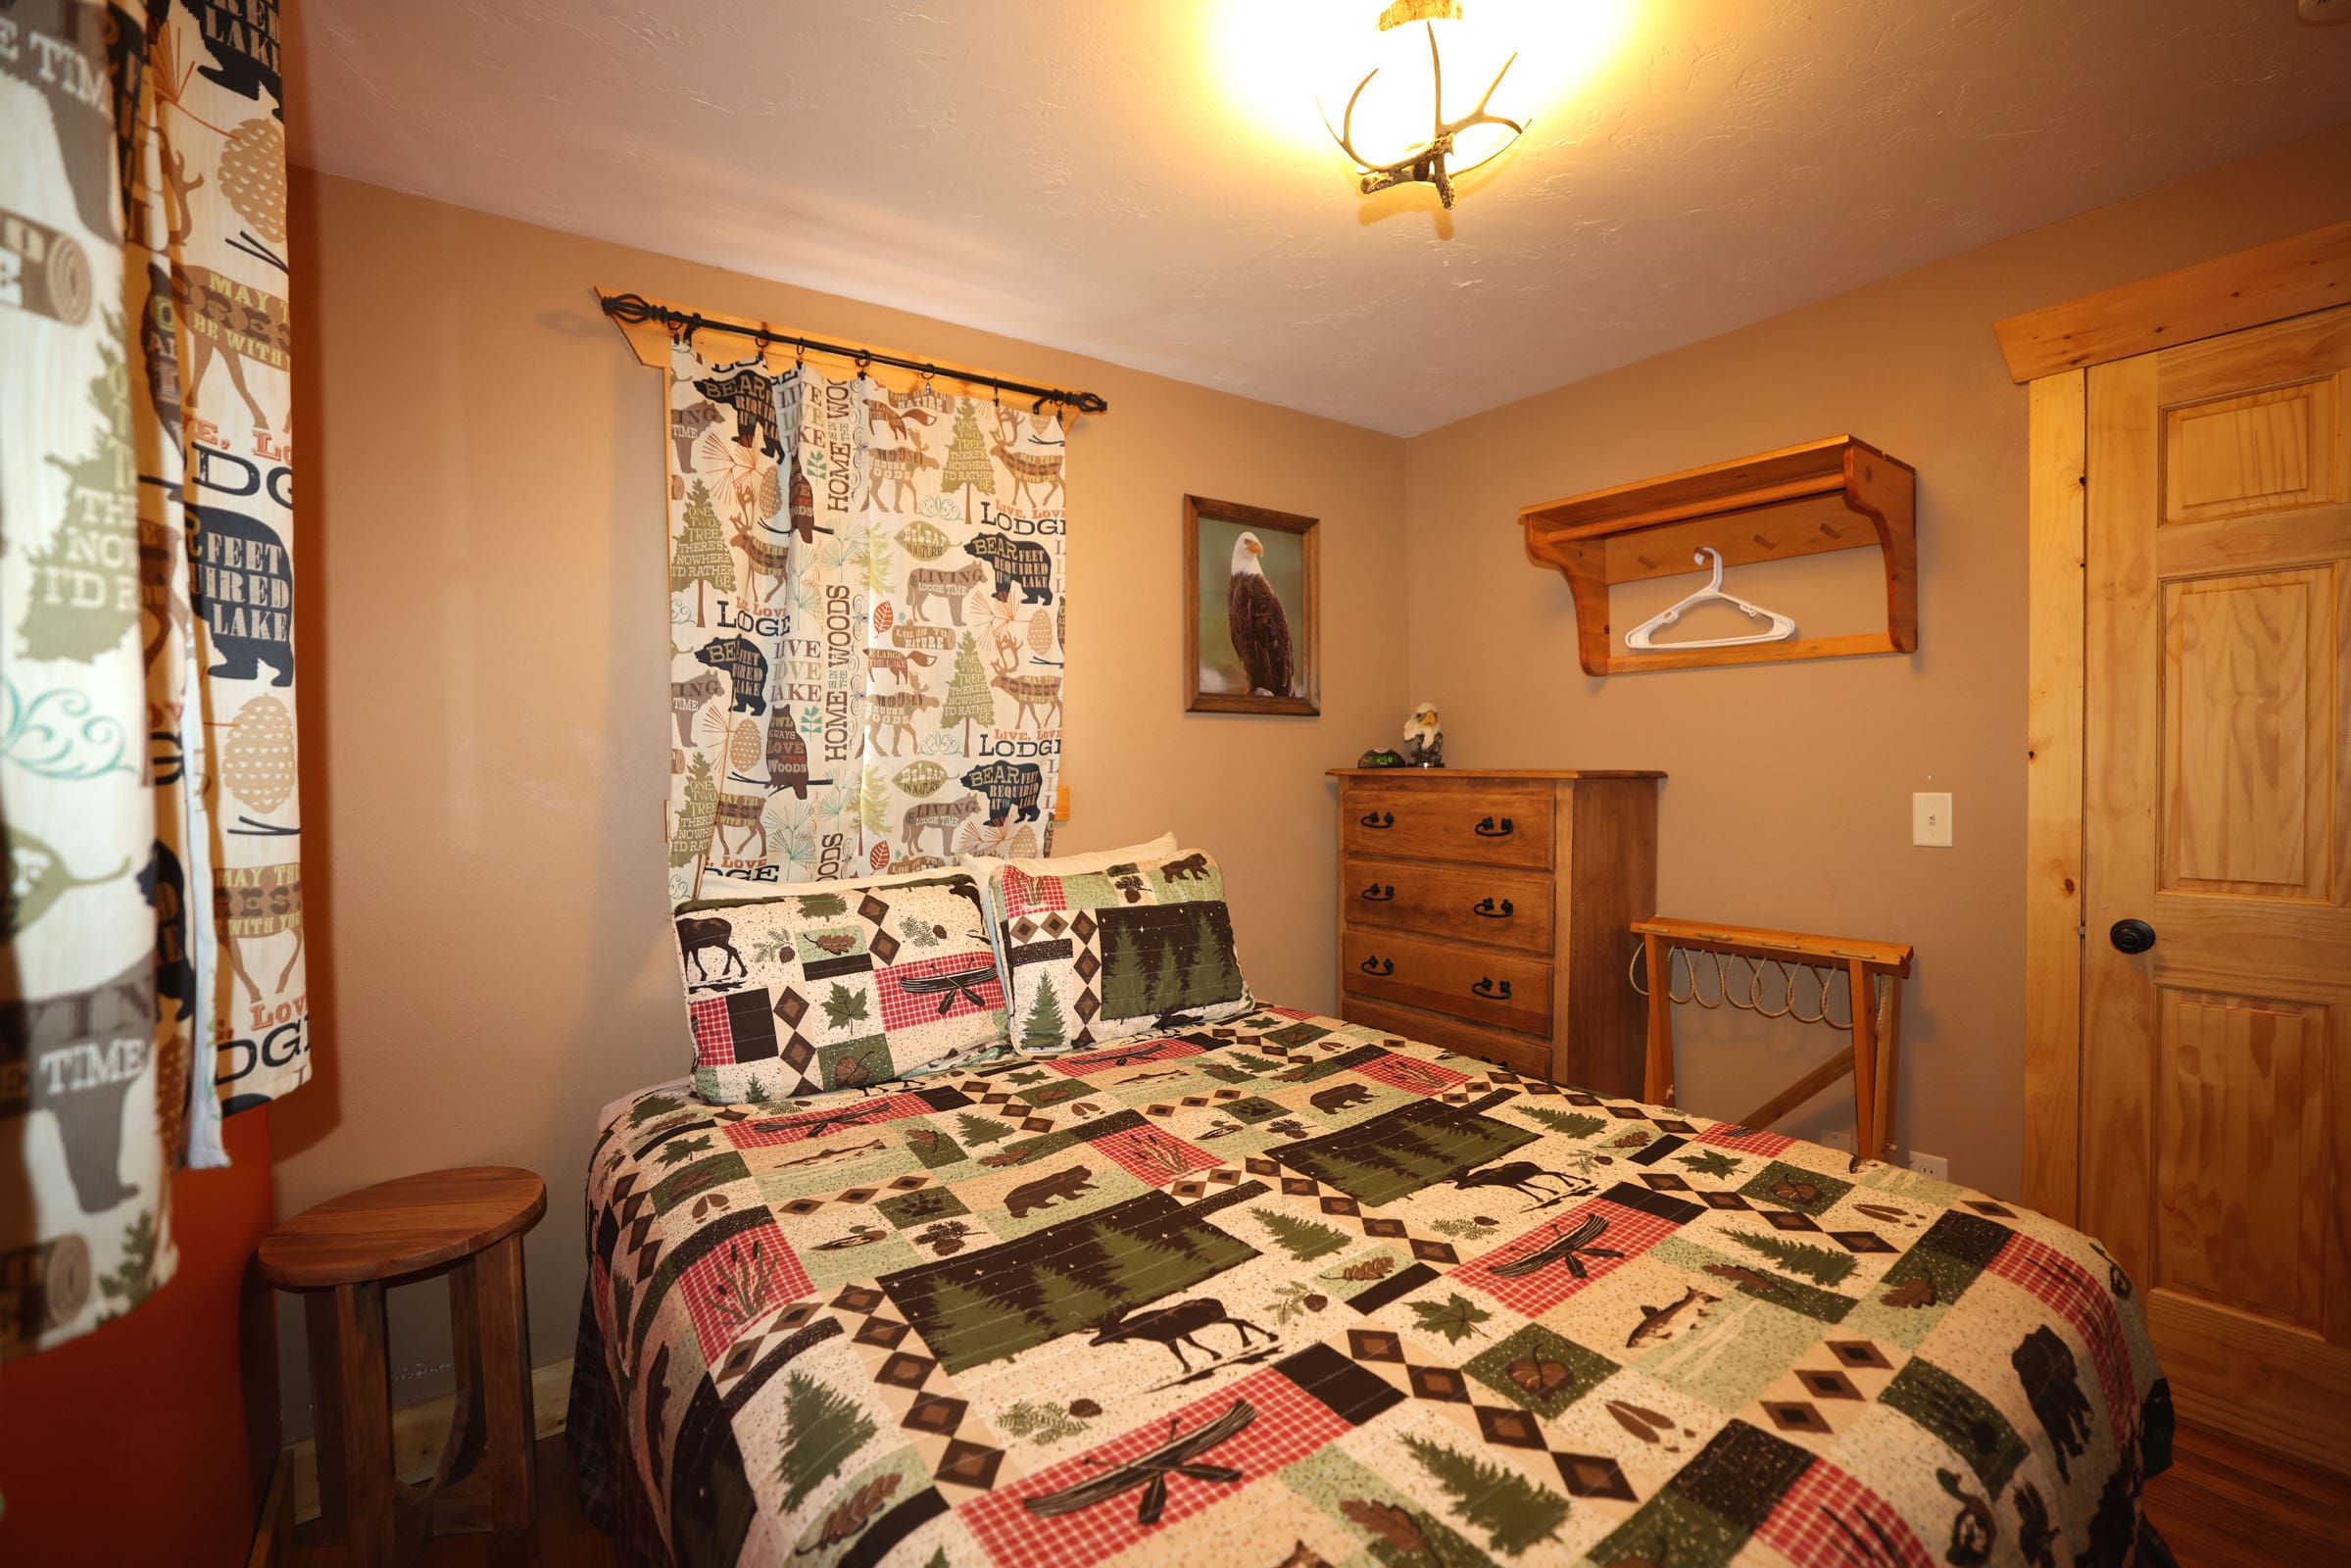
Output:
[{"left": 1521, "top": 436, "right": 1918, "bottom": 675}]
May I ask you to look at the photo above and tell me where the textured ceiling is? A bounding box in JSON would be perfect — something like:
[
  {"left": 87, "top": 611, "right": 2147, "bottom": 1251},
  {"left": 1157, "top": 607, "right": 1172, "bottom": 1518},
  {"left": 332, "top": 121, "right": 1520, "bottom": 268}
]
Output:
[{"left": 286, "top": 0, "right": 2351, "bottom": 435}]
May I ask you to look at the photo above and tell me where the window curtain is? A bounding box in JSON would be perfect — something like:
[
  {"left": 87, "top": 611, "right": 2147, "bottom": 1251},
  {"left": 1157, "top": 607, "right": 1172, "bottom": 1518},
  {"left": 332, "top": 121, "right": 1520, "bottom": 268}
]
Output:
[
  {"left": 1, "top": 0, "right": 300, "bottom": 1358},
  {"left": 665, "top": 342, "right": 1068, "bottom": 902}
]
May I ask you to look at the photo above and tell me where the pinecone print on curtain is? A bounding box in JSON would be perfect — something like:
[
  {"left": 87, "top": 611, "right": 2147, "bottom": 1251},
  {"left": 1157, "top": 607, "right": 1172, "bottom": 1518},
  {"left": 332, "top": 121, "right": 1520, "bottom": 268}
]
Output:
[
  {"left": 1, "top": 0, "right": 302, "bottom": 1358},
  {"left": 662, "top": 355, "right": 1072, "bottom": 901}
]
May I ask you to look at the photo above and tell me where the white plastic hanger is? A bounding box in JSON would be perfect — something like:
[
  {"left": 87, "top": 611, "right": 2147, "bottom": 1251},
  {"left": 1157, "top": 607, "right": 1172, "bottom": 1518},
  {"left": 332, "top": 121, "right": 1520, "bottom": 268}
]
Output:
[{"left": 1624, "top": 547, "right": 1797, "bottom": 652}]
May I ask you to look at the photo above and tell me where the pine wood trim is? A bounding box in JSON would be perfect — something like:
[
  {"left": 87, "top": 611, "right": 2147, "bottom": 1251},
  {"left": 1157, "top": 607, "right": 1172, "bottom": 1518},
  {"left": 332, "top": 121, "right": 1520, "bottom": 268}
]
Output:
[
  {"left": 1993, "top": 220, "right": 2351, "bottom": 384},
  {"left": 286, "top": 1355, "right": 574, "bottom": 1527},
  {"left": 2022, "top": 369, "right": 2088, "bottom": 1224}
]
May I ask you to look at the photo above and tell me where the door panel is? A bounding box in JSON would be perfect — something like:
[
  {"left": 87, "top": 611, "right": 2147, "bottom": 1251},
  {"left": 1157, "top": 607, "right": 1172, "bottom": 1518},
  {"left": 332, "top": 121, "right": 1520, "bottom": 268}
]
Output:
[
  {"left": 2160, "top": 568, "right": 2333, "bottom": 898},
  {"left": 2152, "top": 991, "right": 2329, "bottom": 1329},
  {"left": 2084, "top": 303, "right": 2351, "bottom": 1473},
  {"left": 2163, "top": 379, "right": 2337, "bottom": 522}
]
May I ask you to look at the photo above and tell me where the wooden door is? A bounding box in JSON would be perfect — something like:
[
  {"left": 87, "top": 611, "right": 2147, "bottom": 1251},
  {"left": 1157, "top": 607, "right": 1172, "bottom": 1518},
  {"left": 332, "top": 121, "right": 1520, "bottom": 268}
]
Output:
[{"left": 2083, "top": 303, "right": 2351, "bottom": 1472}]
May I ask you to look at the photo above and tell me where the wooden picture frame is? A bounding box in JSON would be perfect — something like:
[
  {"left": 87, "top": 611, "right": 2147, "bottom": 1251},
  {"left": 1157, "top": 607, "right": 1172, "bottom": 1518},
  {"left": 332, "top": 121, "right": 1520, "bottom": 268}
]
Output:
[{"left": 1183, "top": 495, "right": 1320, "bottom": 715}]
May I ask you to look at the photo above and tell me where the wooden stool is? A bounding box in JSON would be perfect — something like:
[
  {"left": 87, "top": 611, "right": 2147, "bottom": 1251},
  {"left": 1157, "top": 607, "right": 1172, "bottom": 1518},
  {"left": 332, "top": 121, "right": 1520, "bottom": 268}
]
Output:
[{"left": 261, "top": 1167, "right": 547, "bottom": 1568}]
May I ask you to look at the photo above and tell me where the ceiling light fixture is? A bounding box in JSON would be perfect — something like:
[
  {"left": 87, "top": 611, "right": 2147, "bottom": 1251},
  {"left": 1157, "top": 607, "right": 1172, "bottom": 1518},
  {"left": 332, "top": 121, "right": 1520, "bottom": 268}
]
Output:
[{"left": 1322, "top": 1, "right": 1527, "bottom": 209}]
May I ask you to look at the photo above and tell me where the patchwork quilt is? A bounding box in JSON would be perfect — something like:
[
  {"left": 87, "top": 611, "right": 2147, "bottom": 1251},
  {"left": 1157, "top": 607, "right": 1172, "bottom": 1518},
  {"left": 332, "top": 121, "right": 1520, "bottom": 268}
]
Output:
[{"left": 570, "top": 1009, "right": 2171, "bottom": 1568}]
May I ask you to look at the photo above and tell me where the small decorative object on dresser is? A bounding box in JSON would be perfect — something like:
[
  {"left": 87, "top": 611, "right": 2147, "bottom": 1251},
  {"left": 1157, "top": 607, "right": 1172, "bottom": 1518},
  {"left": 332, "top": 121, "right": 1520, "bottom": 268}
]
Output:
[
  {"left": 1330, "top": 767, "right": 1661, "bottom": 1089},
  {"left": 1401, "top": 701, "right": 1445, "bottom": 766}
]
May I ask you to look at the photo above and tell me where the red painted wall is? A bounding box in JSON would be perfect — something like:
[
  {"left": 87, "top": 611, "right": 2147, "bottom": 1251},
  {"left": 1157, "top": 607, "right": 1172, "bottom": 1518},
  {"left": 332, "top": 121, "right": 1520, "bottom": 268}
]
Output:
[{"left": 0, "top": 1106, "right": 276, "bottom": 1564}]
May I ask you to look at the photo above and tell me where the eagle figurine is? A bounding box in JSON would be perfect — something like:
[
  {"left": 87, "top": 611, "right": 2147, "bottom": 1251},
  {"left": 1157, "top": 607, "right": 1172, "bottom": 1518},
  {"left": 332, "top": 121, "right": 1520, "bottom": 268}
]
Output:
[
  {"left": 1403, "top": 703, "right": 1444, "bottom": 767},
  {"left": 1227, "top": 531, "right": 1294, "bottom": 697}
]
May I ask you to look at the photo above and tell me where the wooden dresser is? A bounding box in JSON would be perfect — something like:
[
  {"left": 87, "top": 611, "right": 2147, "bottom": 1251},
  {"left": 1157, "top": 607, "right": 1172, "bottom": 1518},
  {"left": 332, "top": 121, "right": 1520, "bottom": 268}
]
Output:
[{"left": 1329, "top": 768, "right": 1661, "bottom": 1094}]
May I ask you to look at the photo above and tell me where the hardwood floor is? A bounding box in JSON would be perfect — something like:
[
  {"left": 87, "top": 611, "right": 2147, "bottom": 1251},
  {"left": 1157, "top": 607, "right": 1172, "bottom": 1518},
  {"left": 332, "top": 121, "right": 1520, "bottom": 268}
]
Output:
[
  {"left": 292, "top": 1422, "right": 2345, "bottom": 1566},
  {"left": 2140, "top": 1422, "right": 2351, "bottom": 1566},
  {"left": 288, "top": 1435, "right": 615, "bottom": 1568}
]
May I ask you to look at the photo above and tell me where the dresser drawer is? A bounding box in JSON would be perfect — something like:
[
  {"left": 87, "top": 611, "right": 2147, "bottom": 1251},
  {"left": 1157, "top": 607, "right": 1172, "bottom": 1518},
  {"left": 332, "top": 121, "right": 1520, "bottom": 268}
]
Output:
[
  {"left": 1344, "top": 928, "right": 1551, "bottom": 1036},
  {"left": 1343, "top": 997, "right": 1552, "bottom": 1080},
  {"left": 1342, "top": 781, "right": 1552, "bottom": 868},
  {"left": 1345, "top": 857, "right": 1554, "bottom": 955}
]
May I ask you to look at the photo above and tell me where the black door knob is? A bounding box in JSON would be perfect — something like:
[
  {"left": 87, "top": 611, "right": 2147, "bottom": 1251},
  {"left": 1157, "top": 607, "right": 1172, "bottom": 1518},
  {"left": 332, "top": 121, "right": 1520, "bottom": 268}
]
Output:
[{"left": 2110, "top": 918, "right": 2156, "bottom": 955}]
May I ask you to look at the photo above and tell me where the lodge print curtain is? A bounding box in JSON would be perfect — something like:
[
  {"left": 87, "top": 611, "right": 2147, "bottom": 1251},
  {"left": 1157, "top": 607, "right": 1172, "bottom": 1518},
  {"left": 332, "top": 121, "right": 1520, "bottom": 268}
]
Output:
[
  {"left": 1, "top": 0, "right": 302, "bottom": 1358},
  {"left": 666, "top": 341, "right": 1069, "bottom": 903}
]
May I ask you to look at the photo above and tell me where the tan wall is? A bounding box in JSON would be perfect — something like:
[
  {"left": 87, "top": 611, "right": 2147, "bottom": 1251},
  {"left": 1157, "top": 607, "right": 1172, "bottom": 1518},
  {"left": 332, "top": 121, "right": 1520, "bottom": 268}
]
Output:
[
  {"left": 274, "top": 170, "right": 1409, "bottom": 1424},
  {"left": 280, "top": 122, "right": 2351, "bottom": 1428},
  {"left": 1401, "top": 122, "right": 2351, "bottom": 1198}
]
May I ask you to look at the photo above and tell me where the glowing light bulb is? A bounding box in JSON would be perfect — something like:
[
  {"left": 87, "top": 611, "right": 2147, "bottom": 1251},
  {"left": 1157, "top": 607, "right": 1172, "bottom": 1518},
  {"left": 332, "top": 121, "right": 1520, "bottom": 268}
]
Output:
[
  {"left": 1209, "top": 0, "right": 1635, "bottom": 205},
  {"left": 1319, "top": 4, "right": 1527, "bottom": 183}
]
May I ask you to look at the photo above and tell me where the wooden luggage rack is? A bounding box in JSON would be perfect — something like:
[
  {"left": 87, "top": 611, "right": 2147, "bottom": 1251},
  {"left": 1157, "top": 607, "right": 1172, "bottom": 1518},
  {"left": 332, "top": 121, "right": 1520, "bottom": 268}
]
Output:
[{"left": 1632, "top": 917, "right": 1913, "bottom": 1161}]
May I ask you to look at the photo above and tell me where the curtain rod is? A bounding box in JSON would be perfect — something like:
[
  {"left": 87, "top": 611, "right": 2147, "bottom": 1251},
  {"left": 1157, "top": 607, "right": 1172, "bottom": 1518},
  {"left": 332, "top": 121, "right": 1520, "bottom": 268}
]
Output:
[{"left": 597, "top": 292, "right": 1109, "bottom": 416}]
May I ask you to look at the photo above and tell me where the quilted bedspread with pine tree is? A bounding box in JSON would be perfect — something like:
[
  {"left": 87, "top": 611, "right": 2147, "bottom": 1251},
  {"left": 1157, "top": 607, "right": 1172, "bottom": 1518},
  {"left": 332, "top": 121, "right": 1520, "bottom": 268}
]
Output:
[{"left": 571, "top": 1008, "right": 2171, "bottom": 1567}]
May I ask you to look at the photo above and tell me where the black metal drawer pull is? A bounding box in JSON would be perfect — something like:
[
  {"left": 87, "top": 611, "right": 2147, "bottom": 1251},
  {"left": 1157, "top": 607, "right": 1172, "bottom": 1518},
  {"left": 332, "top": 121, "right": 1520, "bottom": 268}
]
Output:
[
  {"left": 1360, "top": 810, "right": 1395, "bottom": 829},
  {"left": 1360, "top": 883, "right": 1395, "bottom": 903},
  {"left": 1472, "top": 977, "right": 1512, "bottom": 1000},
  {"left": 1473, "top": 816, "right": 1514, "bottom": 838},
  {"left": 1360, "top": 956, "right": 1395, "bottom": 976},
  {"left": 1473, "top": 897, "right": 1513, "bottom": 918}
]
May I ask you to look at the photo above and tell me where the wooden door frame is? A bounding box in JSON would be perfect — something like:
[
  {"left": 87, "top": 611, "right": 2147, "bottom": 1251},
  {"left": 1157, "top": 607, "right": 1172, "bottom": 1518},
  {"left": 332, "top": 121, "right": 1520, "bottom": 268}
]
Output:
[{"left": 2013, "top": 221, "right": 2351, "bottom": 1223}]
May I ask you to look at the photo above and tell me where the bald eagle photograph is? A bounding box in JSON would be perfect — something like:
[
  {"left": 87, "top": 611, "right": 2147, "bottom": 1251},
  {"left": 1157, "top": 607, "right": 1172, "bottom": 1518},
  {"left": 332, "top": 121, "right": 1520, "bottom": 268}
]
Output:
[{"left": 1186, "top": 497, "right": 1319, "bottom": 715}]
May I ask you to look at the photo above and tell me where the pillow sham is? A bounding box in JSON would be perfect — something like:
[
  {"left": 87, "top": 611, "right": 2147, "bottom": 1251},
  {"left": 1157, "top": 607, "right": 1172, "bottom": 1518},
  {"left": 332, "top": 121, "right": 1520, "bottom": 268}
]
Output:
[
  {"left": 672, "top": 871, "right": 1008, "bottom": 1103},
  {"left": 980, "top": 845, "right": 1253, "bottom": 1054},
  {"left": 695, "top": 860, "right": 953, "bottom": 904},
  {"left": 959, "top": 832, "right": 1177, "bottom": 879},
  {"left": 962, "top": 831, "right": 1179, "bottom": 979}
]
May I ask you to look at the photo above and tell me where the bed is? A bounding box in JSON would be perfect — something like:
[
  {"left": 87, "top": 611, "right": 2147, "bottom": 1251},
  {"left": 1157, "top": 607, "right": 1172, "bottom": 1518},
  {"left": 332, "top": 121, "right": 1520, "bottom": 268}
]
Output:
[{"left": 567, "top": 1006, "right": 2172, "bottom": 1567}]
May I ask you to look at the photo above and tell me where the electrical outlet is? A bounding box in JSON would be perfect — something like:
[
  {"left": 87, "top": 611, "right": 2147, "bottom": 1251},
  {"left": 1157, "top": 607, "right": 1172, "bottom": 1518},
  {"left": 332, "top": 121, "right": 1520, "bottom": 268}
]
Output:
[
  {"left": 1904, "top": 1150, "right": 1948, "bottom": 1181},
  {"left": 1911, "top": 792, "right": 1953, "bottom": 848}
]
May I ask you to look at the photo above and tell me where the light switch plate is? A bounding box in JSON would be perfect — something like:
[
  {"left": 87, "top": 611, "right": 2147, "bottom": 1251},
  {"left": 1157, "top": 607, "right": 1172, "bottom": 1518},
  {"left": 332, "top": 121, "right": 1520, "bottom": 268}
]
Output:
[{"left": 1912, "top": 792, "right": 1953, "bottom": 848}]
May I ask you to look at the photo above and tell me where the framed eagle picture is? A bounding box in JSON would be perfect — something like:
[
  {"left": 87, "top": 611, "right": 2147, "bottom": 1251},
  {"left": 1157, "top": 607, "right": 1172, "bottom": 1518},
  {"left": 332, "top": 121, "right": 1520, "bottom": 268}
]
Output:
[{"left": 1183, "top": 495, "right": 1320, "bottom": 715}]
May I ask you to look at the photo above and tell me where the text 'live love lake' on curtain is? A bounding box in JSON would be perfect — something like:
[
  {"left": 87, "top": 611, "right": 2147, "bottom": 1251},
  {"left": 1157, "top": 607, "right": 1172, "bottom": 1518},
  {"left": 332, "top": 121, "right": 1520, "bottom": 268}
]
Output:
[
  {"left": 664, "top": 342, "right": 1071, "bottom": 901},
  {"left": 1, "top": 1, "right": 305, "bottom": 1358}
]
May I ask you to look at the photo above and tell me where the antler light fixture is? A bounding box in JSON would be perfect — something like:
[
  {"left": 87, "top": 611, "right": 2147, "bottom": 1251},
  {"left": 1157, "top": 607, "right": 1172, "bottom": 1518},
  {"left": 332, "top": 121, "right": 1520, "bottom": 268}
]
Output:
[{"left": 1323, "top": 0, "right": 1527, "bottom": 209}]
